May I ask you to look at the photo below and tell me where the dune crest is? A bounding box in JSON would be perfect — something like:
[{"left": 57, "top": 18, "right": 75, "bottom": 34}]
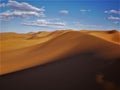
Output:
[{"left": 80, "top": 30, "right": 120, "bottom": 44}]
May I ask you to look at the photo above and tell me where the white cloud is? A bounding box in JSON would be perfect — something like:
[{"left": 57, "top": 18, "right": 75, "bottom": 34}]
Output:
[
  {"left": 0, "top": 0, "right": 45, "bottom": 21},
  {"left": 0, "top": 10, "right": 45, "bottom": 20},
  {"left": 105, "top": 10, "right": 120, "bottom": 14},
  {"left": 0, "top": 3, "right": 6, "bottom": 8},
  {"left": 73, "top": 22, "right": 102, "bottom": 28},
  {"left": 22, "top": 19, "right": 66, "bottom": 29},
  {"left": 107, "top": 16, "right": 120, "bottom": 20},
  {"left": 105, "top": 10, "right": 120, "bottom": 24},
  {"left": 113, "top": 21, "right": 119, "bottom": 24},
  {"left": 80, "top": 9, "right": 91, "bottom": 12},
  {"left": 36, "top": 19, "right": 65, "bottom": 26},
  {"left": 7, "top": 0, "right": 45, "bottom": 12},
  {"left": 59, "top": 10, "right": 69, "bottom": 14}
]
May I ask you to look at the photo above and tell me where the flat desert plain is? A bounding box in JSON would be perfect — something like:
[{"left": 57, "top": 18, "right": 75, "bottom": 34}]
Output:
[{"left": 0, "top": 30, "right": 120, "bottom": 90}]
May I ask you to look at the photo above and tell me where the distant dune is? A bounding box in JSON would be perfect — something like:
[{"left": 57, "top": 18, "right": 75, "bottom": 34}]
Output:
[
  {"left": 0, "top": 30, "right": 120, "bottom": 90},
  {"left": 80, "top": 30, "right": 120, "bottom": 44},
  {"left": 0, "top": 30, "right": 69, "bottom": 52}
]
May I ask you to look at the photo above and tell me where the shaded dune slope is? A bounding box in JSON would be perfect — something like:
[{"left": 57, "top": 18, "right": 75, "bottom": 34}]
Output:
[{"left": 0, "top": 53, "right": 120, "bottom": 90}]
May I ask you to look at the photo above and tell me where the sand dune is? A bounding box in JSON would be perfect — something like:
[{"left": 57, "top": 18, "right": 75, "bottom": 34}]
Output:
[
  {"left": 1, "top": 30, "right": 120, "bottom": 75},
  {"left": 0, "top": 30, "right": 70, "bottom": 52},
  {"left": 80, "top": 30, "right": 120, "bottom": 44},
  {"left": 1, "top": 30, "right": 119, "bottom": 52},
  {"left": 0, "top": 30, "right": 120, "bottom": 90}
]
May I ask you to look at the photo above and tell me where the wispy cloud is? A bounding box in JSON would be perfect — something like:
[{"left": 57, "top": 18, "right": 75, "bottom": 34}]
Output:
[
  {"left": 22, "top": 19, "right": 66, "bottom": 29},
  {"left": 7, "top": 0, "right": 45, "bottom": 12},
  {"left": 59, "top": 10, "right": 69, "bottom": 14},
  {"left": 80, "top": 9, "right": 91, "bottom": 12},
  {"left": 0, "top": 10, "right": 45, "bottom": 21},
  {"left": 113, "top": 21, "right": 119, "bottom": 24},
  {"left": 107, "top": 16, "right": 120, "bottom": 20},
  {"left": 105, "top": 10, "right": 120, "bottom": 14},
  {"left": 73, "top": 22, "right": 102, "bottom": 28},
  {"left": 105, "top": 10, "right": 120, "bottom": 25},
  {"left": 0, "top": 3, "right": 6, "bottom": 8}
]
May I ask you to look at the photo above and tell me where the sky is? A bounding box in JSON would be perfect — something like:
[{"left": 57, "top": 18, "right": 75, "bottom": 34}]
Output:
[{"left": 0, "top": 0, "right": 120, "bottom": 33}]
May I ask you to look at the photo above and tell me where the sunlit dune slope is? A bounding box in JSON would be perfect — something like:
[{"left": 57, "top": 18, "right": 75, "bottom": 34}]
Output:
[
  {"left": 0, "top": 30, "right": 70, "bottom": 52},
  {"left": 1, "top": 30, "right": 120, "bottom": 75},
  {"left": 80, "top": 30, "right": 120, "bottom": 44}
]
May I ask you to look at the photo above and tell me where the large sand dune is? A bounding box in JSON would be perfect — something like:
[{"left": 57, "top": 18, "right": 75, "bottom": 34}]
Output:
[
  {"left": 0, "top": 30, "right": 120, "bottom": 90},
  {"left": 1, "top": 30, "right": 120, "bottom": 75}
]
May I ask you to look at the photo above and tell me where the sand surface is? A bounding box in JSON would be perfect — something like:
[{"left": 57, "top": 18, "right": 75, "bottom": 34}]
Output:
[{"left": 0, "top": 30, "right": 120, "bottom": 90}]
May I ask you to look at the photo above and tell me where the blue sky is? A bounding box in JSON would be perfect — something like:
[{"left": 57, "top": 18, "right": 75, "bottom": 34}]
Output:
[{"left": 0, "top": 0, "right": 120, "bottom": 33}]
